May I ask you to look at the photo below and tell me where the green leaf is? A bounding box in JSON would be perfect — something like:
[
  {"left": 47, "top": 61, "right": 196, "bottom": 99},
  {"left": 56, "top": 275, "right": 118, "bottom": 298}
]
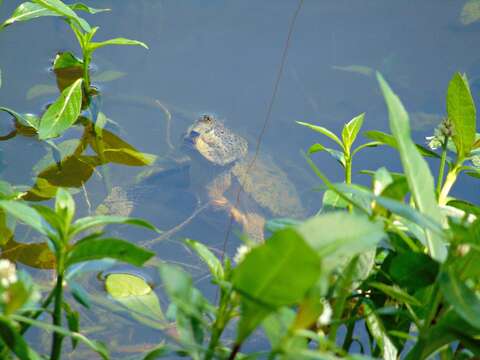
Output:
[
  {"left": 297, "top": 121, "right": 344, "bottom": 149},
  {"left": 0, "top": 200, "right": 48, "bottom": 235},
  {"left": 377, "top": 72, "right": 446, "bottom": 262},
  {"left": 1, "top": 2, "right": 58, "bottom": 28},
  {"left": 65, "top": 237, "right": 154, "bottom": 268},
  {"left": 88, "top": 38, "right": 149, "bottom": 52},
  {"left": 0, "top": 316, "right": 42, "bottom": 360},
  {"left": 32, "top": 0, "right": 91, "bottom": 32},
  {"left": 0, "top": 107, "right": 39, "bottom": 129},
  {"left": 296, "top": 212, "right": 384, "bottom": 273},
  {"left": 55, "top": 188, "right": 75, "bottom": 230},
  {"left": 342, "top": 113, "right": 365, "bottom": 151},
  {"left": 63, "top": 302, "right": 80, "bottom": 349},
  {"left": 185, "top": 239, "right": 224, "bottom": 280},
  {"left": 446, "top": 72, "right": 476, "bottom": 159},
  {"left": 105, "top": 273, "right": 165, "bottom": 329},
  {"left": 364, "top": 130, "right": 441, "bottom": 159},
  {"left": 363, "top": 302, "right": 398, "bottom": 360},
  {"left": 38, "top": 78, "right": 83, "bottom": 140},
  {"left": 52, "top": 51, "right": 83, "bottom": 71},
  {"left": 70, "top": 215, "right": 159, "bottom": 237},
  {"left": 11, "top": 314, "right": 109, "bottom": 359},
  {"left": 369, "top": 282, "right": 422, "bottom": 306},
  {"left": 389, "top": 252, "right": 439, "bottom": 291},
  {"left": 233, "top": 228, "right": 321, "bottom": 307},
  {"left": 308, "top": 143, "right": 346, "bottom": 167},
  {"left": 439, "top": 269, "right": 480, "bottom": 329},
  {"left": 69, "top": 3, "right": 110, "bottom": 14}
]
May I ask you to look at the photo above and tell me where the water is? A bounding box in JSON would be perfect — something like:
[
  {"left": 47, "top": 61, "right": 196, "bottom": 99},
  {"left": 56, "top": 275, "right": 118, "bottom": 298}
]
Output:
[{"left": 1, "top": 0, "right": 480, "bottom": 357}]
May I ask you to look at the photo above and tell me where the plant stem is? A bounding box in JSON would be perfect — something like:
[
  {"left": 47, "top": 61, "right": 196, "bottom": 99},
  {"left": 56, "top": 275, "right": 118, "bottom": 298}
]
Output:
[
  {"left": 50, "top": 273, "right": 65, "bottom": 360},
  {"left": 438, "top": 165, "right": 460, "bottom": 206},
  {"left": 82, "top": 51, "right": 91, "bottom": 94},
  {"left": 205, "top": 290, "right": 232, "bottom": 360},
  {"left": 436, "top": 141, "right": 448, "bottom": 197},
  {"left": 345, "top": 156, "right": 352, "bottom": 185}
]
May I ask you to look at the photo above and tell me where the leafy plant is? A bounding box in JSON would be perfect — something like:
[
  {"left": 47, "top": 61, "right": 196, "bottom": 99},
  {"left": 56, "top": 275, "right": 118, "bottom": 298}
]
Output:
[{"left": 0, "top": 188, "right": 158, "bottom": 359}]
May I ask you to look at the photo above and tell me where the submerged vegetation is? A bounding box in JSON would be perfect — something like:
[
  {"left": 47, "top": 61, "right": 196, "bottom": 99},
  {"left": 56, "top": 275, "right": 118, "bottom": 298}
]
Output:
[{"left": 0, "top": 1, "right": 480, "bottom": 359}]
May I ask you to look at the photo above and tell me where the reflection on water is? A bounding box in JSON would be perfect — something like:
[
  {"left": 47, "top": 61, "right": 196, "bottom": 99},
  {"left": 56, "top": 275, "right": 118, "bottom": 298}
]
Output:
[{"left": 1, "top": 0, "right": 480, "bottom": 357}]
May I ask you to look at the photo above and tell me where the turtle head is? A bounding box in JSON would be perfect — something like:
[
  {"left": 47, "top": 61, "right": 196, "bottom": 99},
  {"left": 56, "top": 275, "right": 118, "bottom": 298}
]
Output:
[{"left": 183, "top": 114, "right": 248, "bottom": 166}]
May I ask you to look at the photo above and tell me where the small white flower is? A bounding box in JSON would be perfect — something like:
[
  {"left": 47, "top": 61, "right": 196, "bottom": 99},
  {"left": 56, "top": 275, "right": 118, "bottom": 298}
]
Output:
[
  {"left": 0, "top": 260, "right": 17, "bottom": 287},
  {"left": 317, "top": 299, "right": 332, "bottom": 326},
  {"left": 471, "top": 155, "right": 480, "bottom": 168},
  {"left": 425, "top": 136, "right": 442, "bottom": 150},
  {"left": 233, "top": 245, "right": 251, "bottom": 264}
]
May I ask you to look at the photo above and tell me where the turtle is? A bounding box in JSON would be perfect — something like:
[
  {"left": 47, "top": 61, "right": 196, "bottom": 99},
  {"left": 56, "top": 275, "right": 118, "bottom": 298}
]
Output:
[
  {"left": 180, "top": 114, "right": 304, "bottom": 242},
  {"left": 97, "top": 114, "right": 304, "bottom": 243}
]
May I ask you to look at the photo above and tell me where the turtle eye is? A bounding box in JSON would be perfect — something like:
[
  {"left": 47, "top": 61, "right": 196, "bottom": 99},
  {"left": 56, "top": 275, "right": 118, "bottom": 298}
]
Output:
[{"left": 202, "top": 115, "right": 213, "bottom": 123}]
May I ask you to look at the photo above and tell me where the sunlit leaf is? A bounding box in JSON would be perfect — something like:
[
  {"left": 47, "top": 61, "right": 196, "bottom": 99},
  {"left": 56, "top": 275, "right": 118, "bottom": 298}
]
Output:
[
  {"left": 88, "top": 38, "right": 149, "bottom": 51},
  {"left": 105, "top": 273, "right": 165, "bottom": 329},
  {"left": 1, "top": 2, "right": 58, "bottom": 28},
  {"left": 308, "top": 143, "right": 346, "bottom": 167},
  {"left": 52, "top": 51, "right": 83, "bottom": 70},
  {"left": 38, "top": 78, "right": 83, "bottom": 140},
  {"left": 70, "top": 215, "right": 159, "bottom": 237},
  {"left": 446, "top": 72, "right": 476, "bottom": 159},
  {"left": 377, "top": 72, "right": 446, "bottom": 261},
  {"left": 0, "top": 200, "right": 48, "bottom": 235},
  {"left": 363, "top": 302, "right": 398, "bottom": 360},
  {"left": 70, "top": 3, "right": 110, "bottom": 14},
  {"left": 65, "top": 237, "right": 154, "bottom": 268},
  {"left": 342, "top": 113, "right": 365, "bottom": 150},
  {"left": 297, "top": 212, "right": 384, "bottom": 272},
  {"left": 55, "top": 188, "right": 75, "bottom": 231},
  {"left": 297, "top": 121, "right": 344, "bottom": 149},
  {"left": 0, "top": 107, "right": 39, "bottom": 130},
  {"left": 185, "top": 239, "right": 223, "bottom": 280},
  {"left": 369, "top": 282, "right": 421, "bottom": 306},
  {"left": 32, "top": 0, "right": 91, "bottom": 32}
]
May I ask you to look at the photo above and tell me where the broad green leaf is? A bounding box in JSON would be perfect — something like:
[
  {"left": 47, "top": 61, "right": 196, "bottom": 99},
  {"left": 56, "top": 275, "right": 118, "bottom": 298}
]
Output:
[
  {"left": 297, "top": 121, "right": 344, "bottom": 149},
  {"left": 88, "top": 38, "right": 149, "bottom": 51},
  {"left": 0, "top": 316, "right": 42, "bottom": 360},
  {"left": 296, "top": 212, "right": 384, "bottom": 272},
  {"left": 70, "top": 3, "right": 110, "bottom": 14},
  {"left": 11, "top": 314, "right": 109, "bottom": 359},
  {"left": 364, "top": 302, "right": 398, "bottom": 360},
  {"left": 439, "top": 269, "right": 480, "bottom": 329},
  {"left": 0, "top": 107, "right": 39, "bottom": 129},
  {"left": 0, "top": 200, "right": 48, "bottom": 235},
  {"left": 38, "top": 78, "right": 83, "bottom": 140},
  {"left": 342, "top": 113, "right": 365, "bottom": 150},
  {"left": 185, "top": 239, "right": 223, "bottom": 280},
  {"left": 389, "top": 252, "right": 439, "bottom": 291},
  {"left": 55, "top": 188, "right": 75, "bottom": 230},
  {"left": 52, "top": 51, "right": 83, "bottom": 70},
  {"left": 446, "top": 72, "right": 476, "bottom": 159},
  {"left": 262, "top": 308, "right": 296, "bottom": 348},
  {"left": 70, "top": 215, "right": 159, "bottom": 237},
  {"left": 105, "top": 273, "right": 165, "bottom": 328},
  {"left": 65, "top": 237, "right": 154, "bottom": 268},
  {"left": 233, "top": 228, "right": 321, "bottom": 307},
  {"left": 377, "top": 72, "right": 446, "bottom": 261},
  {"left": 321, "top": 189, "right": 348, "bottom": 211},
  {"left": 460, "top": 0, "right": 480, "bottom": 25},
  {"left": 32, "top": 0, "right": 91, "bottom": 32},
  {"left": 63, "top": 302, "right": 79, "bottom": 349},
  {"left": 369, "top": 282, "right": 422, "bottom": 306},
  {"left": 1, "top": 2, "right": 58, "bottom": 28}
]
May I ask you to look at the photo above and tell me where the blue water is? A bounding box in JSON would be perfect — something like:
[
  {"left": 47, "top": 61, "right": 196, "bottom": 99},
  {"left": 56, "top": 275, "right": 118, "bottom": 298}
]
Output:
[{"left": 1, "top": 0, "right": 480, "bottom": 357}]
